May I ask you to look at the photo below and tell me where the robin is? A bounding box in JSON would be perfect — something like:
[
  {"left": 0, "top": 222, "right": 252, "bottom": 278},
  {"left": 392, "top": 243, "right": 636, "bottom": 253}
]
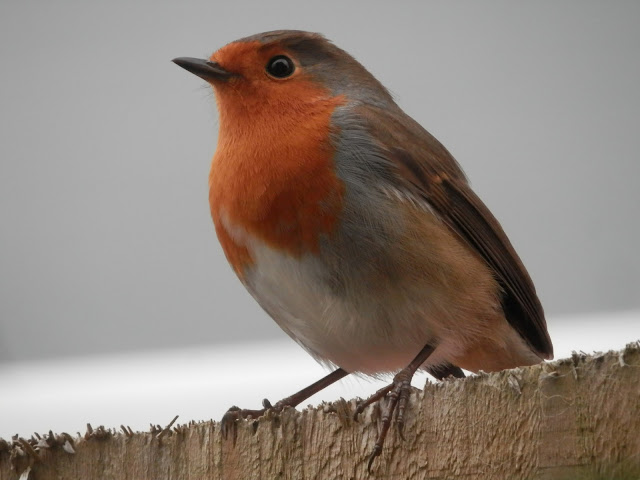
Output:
[{"left": 173, "top": 30, "right": 553, "bottom": 471}]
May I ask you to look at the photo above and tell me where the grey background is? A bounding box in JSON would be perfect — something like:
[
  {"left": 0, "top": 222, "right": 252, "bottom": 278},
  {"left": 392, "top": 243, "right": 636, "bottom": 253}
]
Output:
[{"left": 1, "top": 1, "right": 639, "bottom": 364}]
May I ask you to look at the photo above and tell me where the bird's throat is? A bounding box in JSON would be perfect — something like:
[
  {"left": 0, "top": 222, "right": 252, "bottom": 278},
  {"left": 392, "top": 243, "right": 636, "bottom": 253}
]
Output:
[{"left": 208, "top": 92, "right": 346, "bottom": 276}]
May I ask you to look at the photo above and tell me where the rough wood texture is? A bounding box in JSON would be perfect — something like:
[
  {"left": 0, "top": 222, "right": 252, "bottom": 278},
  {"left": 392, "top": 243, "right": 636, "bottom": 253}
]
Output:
[{"left": 1, "top": 344, "right": 639, "bottom": 480}]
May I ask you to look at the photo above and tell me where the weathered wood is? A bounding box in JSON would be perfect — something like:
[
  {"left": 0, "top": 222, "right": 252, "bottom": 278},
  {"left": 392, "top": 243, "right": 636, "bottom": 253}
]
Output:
[{"left": 1, "top": 343, "right": 639, "bottom": 480}]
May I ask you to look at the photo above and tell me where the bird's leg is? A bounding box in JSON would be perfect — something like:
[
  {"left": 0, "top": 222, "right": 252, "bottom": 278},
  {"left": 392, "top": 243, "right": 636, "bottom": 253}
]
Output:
[
  {"left": 221, "top": 367, "right": 349, "bottom": 440},
  {"left": 354, "top": 344, "right": 436, "bottom": 473}
]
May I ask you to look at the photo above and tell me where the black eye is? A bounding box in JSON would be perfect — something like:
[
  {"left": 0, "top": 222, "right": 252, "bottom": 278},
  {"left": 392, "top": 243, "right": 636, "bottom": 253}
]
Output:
[{"left": 266, "top": 55, "right": 295, "bottom": 78}]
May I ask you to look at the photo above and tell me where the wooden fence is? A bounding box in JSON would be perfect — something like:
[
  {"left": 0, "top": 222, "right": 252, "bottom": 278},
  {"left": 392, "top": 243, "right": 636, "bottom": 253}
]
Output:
[{"left": 1, "top": 343, "right": 638, "bottom": 479}]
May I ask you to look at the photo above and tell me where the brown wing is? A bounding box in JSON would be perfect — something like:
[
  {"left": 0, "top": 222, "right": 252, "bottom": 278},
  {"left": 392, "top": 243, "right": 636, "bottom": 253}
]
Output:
[{"left": 360, "top": 105, "right": 553, "bottom": 359}]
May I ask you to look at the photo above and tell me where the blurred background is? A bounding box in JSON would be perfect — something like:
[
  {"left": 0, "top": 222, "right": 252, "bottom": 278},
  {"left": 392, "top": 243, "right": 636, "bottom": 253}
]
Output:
[{"left": 1, "top": 1, "right": 638, "bottom": 438}]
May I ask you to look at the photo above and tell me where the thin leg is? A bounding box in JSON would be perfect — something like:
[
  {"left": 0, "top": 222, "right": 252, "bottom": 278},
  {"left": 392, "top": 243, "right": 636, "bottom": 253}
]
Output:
[
  {"left": 221, "top": 367, "right": 349, "bottom": 439},
  {"left": 353, "top": 344, "right": 436, "bottom": 473}
]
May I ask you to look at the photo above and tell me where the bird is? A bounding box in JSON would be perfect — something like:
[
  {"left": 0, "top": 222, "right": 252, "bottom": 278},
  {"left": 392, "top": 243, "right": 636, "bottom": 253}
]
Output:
[{"left": 173, "top": 30, "right": 553, "bottom": 471}]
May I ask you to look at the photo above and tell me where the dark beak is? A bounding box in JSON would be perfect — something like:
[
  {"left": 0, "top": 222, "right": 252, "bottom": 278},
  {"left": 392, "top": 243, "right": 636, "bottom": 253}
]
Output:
[{"left": 172, "top": 57, "right": 236, "bottom": 82}]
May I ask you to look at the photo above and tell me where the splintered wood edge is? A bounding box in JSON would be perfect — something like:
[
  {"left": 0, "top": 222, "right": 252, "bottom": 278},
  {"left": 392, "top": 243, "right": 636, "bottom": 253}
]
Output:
[{"left": 1, "top": 341, "right": 639, "bottom": 479}]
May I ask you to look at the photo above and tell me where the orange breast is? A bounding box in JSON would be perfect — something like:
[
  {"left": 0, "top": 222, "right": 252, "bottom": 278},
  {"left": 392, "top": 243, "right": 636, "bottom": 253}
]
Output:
[{"left": 208, "top": 80, "right": 345, "bottom": 277}]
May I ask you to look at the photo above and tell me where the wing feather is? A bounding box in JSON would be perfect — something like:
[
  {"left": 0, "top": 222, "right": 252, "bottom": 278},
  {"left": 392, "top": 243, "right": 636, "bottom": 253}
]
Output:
[{"left": 358, "top": 105, "right": 553, "bottom": 358}]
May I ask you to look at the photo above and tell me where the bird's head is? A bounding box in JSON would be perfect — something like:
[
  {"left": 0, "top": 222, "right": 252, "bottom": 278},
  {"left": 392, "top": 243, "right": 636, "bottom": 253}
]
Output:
[{"left": 173, "top": 30, "right": 395, "bottom": 124}]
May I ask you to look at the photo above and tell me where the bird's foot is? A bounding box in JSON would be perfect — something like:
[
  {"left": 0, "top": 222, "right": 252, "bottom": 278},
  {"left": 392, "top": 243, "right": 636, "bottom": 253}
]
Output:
[
  {"left": 354, "top": 367, "right": 418, "bottom": 473},
  {"left": 220, "top": 398, "right": 288, "bottom": 443},
  {"left": 220, "top": 368, "right": 350, "bottom": 443}
]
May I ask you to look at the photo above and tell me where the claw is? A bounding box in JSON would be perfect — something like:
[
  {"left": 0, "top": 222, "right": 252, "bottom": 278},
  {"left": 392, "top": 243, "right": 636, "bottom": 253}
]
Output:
[
  {"left": 220, "top": 407, "right": 242, "bottom": 444},
  {"left": 353, "top": 401, "right": 367, "bottom": 421},
  {"left": 397, "top": 420, "right": 406, "bottom": 442},
  {"left": 367, "top": 444, "right": 382, "bottom": 473}
]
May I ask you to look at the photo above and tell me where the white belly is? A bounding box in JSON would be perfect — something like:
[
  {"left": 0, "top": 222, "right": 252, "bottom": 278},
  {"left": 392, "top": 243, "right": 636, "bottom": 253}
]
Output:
[{"left": 240, "top": 235, "right": 458, "bottom": 374}]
